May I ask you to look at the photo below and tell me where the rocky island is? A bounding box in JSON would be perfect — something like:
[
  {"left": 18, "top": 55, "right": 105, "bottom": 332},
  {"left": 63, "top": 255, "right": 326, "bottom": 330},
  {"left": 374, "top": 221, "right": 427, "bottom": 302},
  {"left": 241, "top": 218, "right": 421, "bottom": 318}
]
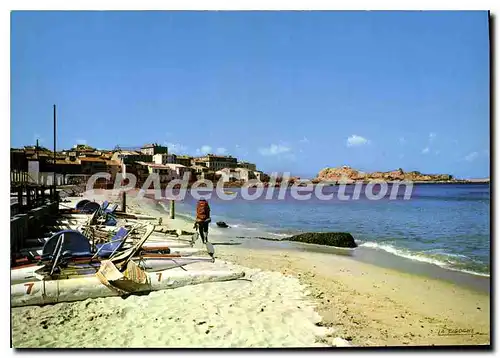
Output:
[{"left": 312, "top": 166, "right": 489, "bottom": 184}]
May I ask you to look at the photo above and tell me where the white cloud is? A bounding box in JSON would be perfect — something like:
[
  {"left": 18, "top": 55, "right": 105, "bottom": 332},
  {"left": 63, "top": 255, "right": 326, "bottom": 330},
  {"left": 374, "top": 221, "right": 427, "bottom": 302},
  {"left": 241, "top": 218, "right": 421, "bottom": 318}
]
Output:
[
  {"left": 299, "top": 137, "right": 309, "bottom": 144},
  {"left": 216, "top": 147, "right": 227, "bottom": 155},
  {"left": 196, "top": 145, "right": 212, "bottom": 155},
  {"left": 422, "top": 147, "right": 430, "bottom": 154},
  {"left": 259, "top": 144, "right": 291, "bottom": 156},
  {"left": 399, "top": 137, "right": 406, "bottom": 144},
  {"left": 465, "top": 152, "right": 478, "bottom": 162},
  {"left": 346, "top": 135, "right": 369, "bottom": 147},
  {"left": 165, "top": 142, "right": 188, "bottom": 154},
  {"left": 429, "top": 132, "right": 437, "bottom": 142}
]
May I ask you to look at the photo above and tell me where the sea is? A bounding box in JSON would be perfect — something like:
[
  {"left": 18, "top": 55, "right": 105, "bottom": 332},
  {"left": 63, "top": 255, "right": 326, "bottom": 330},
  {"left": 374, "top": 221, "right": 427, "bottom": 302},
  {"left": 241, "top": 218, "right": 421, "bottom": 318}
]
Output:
[{"left": 158, "top": 183, "right": 490, "bottom": 279}]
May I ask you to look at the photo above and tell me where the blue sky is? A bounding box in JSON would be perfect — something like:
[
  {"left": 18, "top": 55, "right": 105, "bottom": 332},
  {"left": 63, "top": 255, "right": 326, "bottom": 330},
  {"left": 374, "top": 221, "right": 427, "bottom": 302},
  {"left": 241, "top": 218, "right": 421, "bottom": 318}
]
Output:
[{"left": 11, "top": 11, "right": 490, "bottom": 178}]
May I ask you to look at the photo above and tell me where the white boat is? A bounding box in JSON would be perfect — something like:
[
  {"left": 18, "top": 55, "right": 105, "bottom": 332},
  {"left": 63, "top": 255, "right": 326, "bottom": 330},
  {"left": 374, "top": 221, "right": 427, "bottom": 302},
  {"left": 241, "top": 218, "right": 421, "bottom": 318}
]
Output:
[
  {"left": 22, "top": 225, "right": 195, "bottom": 258},
  {"left": 126, "top": 240, "right": 192, "bottom": 249},
  {"left": 77, "top": 225, "right": 197, "bottom": 246},
  {"left": 20, "top": 244, "right": 205, "bottom": 258},
  {"left": 28, "top": 235, "right": 194, "bottom": 247},
  {"left": 161, "top": 247, "right": 208, "bottom": 256},
  {"left": 11, "top": 255, "right": 215, "bottom": 284},
  {"left": 11, "top": 267, "right": 245, "bottom": 307}
]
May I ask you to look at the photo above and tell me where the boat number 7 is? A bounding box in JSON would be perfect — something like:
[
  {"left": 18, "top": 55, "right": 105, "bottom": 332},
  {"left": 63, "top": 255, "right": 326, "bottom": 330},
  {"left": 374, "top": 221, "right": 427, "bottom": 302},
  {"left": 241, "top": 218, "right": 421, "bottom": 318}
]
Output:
[
  {"left": 24, "top": 283, "right": 34, "bottom": 295},
  {"left": 156, "top": 273, "right": 162, "bottom": 282}
]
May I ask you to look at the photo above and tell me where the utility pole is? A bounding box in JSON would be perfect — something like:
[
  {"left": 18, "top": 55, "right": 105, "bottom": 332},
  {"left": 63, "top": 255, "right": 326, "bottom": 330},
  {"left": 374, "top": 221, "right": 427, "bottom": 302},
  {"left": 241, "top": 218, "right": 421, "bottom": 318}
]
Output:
[
  {"left": 170, "top": 199, "right": 175, "bottom": 219},
  {"left": 53, "top": 104, "right": 57, "bottom": 200}
]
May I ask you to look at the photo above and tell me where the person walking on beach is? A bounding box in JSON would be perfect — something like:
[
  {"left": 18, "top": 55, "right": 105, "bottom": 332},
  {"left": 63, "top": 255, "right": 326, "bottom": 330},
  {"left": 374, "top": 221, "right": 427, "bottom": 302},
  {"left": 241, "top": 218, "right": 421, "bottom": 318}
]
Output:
[{"left": 195, "top": 198, "right": 211, "bottom": 244}]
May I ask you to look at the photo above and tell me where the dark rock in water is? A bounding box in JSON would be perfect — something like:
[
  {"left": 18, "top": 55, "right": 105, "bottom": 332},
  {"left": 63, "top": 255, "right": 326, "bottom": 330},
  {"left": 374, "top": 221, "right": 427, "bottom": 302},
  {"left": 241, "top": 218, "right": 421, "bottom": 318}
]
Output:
[
  {"left": 286, "top": 232, "right": 357, "bottom": 248},
  {"left": 216, "top": 221, "right": 230, "bottom": 228}
]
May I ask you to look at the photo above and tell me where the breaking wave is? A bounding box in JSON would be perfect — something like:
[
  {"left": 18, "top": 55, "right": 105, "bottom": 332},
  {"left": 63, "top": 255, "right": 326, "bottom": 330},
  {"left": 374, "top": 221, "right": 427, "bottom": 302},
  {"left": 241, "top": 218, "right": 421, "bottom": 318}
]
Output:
[{"left": 359, "top": 241, "right": 490, "bottom": 277}]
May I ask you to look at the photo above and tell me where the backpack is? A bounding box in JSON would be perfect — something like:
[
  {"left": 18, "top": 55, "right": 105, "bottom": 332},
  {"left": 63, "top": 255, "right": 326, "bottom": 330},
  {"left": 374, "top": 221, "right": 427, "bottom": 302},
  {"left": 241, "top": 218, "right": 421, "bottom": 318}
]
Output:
[{"left": 196, "top": 200, "right": 210, "bottom": 222}]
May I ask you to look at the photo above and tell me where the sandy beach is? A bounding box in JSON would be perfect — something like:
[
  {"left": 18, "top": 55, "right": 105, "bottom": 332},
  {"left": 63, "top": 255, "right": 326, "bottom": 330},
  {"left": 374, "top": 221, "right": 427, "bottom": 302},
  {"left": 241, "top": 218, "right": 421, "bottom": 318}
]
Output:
[
  {"left": 11, "top": 189, "right": 490, "bottom": 347},
  {"left": 12, "top": 260, "right": 333, "bottom": 348}
]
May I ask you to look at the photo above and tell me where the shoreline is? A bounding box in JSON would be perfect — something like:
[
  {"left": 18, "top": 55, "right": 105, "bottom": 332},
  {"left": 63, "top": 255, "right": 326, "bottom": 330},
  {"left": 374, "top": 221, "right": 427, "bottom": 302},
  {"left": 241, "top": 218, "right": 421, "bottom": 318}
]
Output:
[
  {"left": 152, "top": 194, "right": 490, "bottom": 285},
  {"left": 128, "top": 191, "right": 490, "bottom": 345},
  {"left": 214, "top": 244, "right": 490, "bottom": 346},
  {"left": 311, "top": 181, "right": 490, "bottom": 185},
  {"left": 231, "top": 180, "right": 490, "bottom": 187}
]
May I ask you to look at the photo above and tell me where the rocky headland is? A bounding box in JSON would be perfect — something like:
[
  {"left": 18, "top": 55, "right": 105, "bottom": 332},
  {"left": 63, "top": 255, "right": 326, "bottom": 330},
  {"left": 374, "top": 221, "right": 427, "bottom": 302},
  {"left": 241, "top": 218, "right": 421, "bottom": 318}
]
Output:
[
  {"left": 312, "top": 166, "right": 488, "bottom": 184},
  {"left": 218, "top": 166, "right": 488, "bottom": 187}
]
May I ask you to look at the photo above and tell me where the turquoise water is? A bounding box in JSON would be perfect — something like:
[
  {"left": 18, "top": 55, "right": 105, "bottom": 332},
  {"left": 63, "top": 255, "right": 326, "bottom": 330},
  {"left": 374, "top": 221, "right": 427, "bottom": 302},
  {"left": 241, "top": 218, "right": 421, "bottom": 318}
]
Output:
[{"left": 162, "top": 184, "right": 490, "bottom": 276}]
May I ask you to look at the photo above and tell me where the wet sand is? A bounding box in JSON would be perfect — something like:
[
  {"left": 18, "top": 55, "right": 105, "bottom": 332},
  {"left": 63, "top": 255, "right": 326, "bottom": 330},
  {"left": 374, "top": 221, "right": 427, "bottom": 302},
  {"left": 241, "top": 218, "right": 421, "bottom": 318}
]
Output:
[{"left": 216, "top": 245, "right": 490, "bottom": 346}]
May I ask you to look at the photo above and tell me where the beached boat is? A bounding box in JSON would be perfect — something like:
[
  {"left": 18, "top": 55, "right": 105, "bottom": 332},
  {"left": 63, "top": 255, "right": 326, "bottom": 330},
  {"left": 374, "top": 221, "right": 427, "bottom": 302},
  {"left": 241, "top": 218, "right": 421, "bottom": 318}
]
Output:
[
  {"left": 14, "top": 222, "right": 212, "bottom": 268},
  {"left": 26, "top": 234, "right": 194, "bottom": 250},
  {"left": 11, "top": 267, "right": 245, "bottom": 307},
  {"left": 58, "top": 200, "right": 119, "bottom": 226},
  {"left": 20, "top": 245, "right": 205, "bottom": 258},
  {"left": 12, "top": 225, "right": 216, "bottom": 284},
  {"left": 90, "top": 225, "right": 197, "bottom": 241},
  {"left": 18, "top": 224, "right": 198, "bottom": 264},
  {"left": 11, "top": 254, "right": 216, "bottom": 284}
]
